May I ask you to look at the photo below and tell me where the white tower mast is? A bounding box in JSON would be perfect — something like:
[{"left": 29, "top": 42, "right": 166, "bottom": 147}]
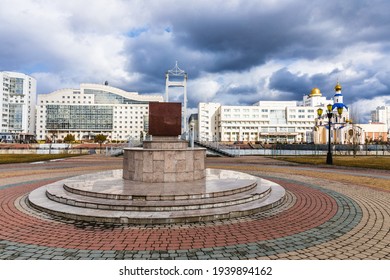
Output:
[{"left": 165, "top": 61, "right": 188, "bottom": 134}]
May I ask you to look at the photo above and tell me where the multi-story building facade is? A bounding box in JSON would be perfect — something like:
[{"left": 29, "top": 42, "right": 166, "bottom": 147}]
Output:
[
  {"left": 197, "top": 103, "right": 220, "bottom": 142},
  {"left": 197, "top": 87, "right": 336, "bottom": 144},
  {"left": 0, "top": 71, "right": 37, "bottom": 142},
  {"left": 371, "top": 105, "right": 390, "bottom": 133},
  {"left": 35, "top": 83, "right": 163, "bottom": 142}
]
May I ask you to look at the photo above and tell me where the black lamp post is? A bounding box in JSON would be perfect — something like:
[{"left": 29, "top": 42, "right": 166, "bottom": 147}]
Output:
[{"left": 317, "top": 104, "right": 344, "bottom": 165}]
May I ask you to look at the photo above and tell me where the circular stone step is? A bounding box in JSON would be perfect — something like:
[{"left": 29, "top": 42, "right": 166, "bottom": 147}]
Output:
[
  {"left": 28, "top": 168, "right": 286, "bottom": 224},
  {"left": 60, "top": 169, "right": 259, "bottom": 200},
  {"left": 45, "top": 179, "right": 272, "bottom": 211}
]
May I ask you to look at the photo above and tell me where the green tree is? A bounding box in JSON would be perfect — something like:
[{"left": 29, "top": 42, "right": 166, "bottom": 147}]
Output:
[
  {"left": 94, "top": 134, "right": 107, "bottom": 149},
  {"left": 63, "top": 134, "right": 75, "bottom": 143}
]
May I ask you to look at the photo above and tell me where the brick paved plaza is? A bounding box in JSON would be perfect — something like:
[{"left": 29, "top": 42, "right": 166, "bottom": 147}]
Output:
[{"left": 0, "top": 155, "right": 389, "bottom": 260}]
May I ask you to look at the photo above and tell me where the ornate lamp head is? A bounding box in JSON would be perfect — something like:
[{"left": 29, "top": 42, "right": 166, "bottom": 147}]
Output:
[{"left": 317, "top": 108, "right": 323, "bottom": 117}]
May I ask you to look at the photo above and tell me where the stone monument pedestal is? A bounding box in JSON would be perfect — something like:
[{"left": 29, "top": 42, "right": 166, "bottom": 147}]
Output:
[
  {"left": 27, "top": 102, "right": 286, "bottom": 224},
  {"left": 123, "top": 136, "right": 206, "bottom": 183}
]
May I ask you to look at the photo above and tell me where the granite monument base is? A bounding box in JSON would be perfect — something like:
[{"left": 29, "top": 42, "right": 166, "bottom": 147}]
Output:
[
  {"left": 28, "top": 168, "right": 286, "bottom": 224},
  {"left": 123, "top": 137, "right": 206, "bottom": 183}
]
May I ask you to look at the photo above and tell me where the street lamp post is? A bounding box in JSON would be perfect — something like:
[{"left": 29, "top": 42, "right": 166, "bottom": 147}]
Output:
[
  {"left": 326, "top": 105, "right": 333, "bottom": 164},
  {"left": 317, "top": 104, "right": 344, "bottom": 165}
]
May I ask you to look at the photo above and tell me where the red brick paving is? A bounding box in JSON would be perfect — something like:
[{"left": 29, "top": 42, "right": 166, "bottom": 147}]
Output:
[{"left": 0, "top": 179, "right": 337, "bottom": 251}]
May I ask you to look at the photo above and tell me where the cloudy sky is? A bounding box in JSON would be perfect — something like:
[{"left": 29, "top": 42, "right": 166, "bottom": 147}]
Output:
[{"left": 1, "top": 0, "right": 390, "bottom": 121}]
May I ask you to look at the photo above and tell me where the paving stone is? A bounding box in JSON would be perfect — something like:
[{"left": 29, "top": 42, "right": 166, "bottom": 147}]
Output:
[{"left": 0, "top": 156, "right": 389, "bottom": 260}]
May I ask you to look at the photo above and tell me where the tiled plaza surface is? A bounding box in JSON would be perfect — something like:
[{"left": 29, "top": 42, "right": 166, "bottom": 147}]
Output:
[{"left": 0, "top": 155, "right": 389, "bottom": 260}]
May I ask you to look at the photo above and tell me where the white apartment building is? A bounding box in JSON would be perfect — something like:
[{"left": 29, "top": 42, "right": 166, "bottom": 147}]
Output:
[
  {"left": 198, "top": 87, "right": 341, "bottom": 144},
  {"left": 371, "top": 105, "right": 390, "bottom": 132},
  {"left": 36, "top": 83, "right": 163, "bottom": 142},
  {"left": 0, "top": 71, "right": 37, "bottom": 142},
  {"left": 197, "top": 102, "right": 220, "bottom": 141}
]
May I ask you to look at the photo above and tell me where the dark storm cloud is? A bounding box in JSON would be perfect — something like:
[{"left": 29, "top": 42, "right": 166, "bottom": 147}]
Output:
[
  {"left": 124, "top": 0, "right": 390, "bottom": 107},
  {"left": 224, "top": 84, "right": 258, "bottom": 96},
  {"left": 269, "top": 68, "right": 311, "bottom": 95},
  {"left": 210, "top": 84, "right": 259, "bottom": 107},
  {"left": 268, "top": 67, "right": 376, "bottom": 104},
  {"left": 149, "top": 1, "right": 384, "bottom": 73},
  {"left": 128, "top": 2, "right": 312, "bottom": 75},
  {"left": 2, "top": 0, "right": 390, "bottom": 119}
]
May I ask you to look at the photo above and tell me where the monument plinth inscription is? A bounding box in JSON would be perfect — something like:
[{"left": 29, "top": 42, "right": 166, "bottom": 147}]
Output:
[{"left": 123, "top": 102, "right": 206, "bottom": 183}]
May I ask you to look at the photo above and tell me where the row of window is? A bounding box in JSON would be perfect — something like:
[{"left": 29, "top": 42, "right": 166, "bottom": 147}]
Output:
[
  {"left": 224, "top": 108, "right": 269, "bottom": 113},
  {"left": 114, "top": 110, "right": 147, "bottom": 115},
  {"left": 289, "top": 109, "right": 315, "bottom": 113},
  {"left": 221, "top": 108, "right": 316, "bottom": 114},
  {"left": 222, "top": 114, "right": 316, "bottom": 120},
  {"left": 288, "top": 115, "right": 315, "bottom": 119},
  {"left": 219, "top": 127, "right": 313, "bottom": 133},
  {"left": 223, "top": 114, "right": 269, "bottom": 119},
  {"left": 114, "top": 126, "right": 143, "bottom": 129},
  {"left": 221, "top": 127, "right": 296, "bottom": 132},
  {"left": 41, "top": 100, "right": 93, "bottom": 104},
  {"left": 37, "top": 130, "right": 141, "bottom": 134},
  {"left": 62, "top": 95, "right": 92, "bottom": 99}
]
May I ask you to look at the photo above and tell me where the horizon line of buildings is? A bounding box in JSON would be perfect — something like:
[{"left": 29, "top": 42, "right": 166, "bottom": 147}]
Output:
[
  {"left": 195, "top": 85, "right": 389, "bottom": 145},
  {"left": 1, "top": 71, "right": 389, "bottom": 144}
]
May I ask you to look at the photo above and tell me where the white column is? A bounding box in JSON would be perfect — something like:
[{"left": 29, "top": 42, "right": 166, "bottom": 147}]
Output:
[
  {"left": 183, "top": 75, "right": 187, "bottom": 134},
  {"left": 165, "top": 73, "right": 169, "bottom": 102}
]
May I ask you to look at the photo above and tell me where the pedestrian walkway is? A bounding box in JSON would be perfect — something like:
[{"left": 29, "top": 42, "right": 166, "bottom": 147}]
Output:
[{"left": 0, "top": 155, "right": 389, "bottom": 259}]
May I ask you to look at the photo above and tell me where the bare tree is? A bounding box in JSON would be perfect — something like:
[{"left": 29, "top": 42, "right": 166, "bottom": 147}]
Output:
[{"left": 347, "top": 104, "right": 363, "bottom": 157}]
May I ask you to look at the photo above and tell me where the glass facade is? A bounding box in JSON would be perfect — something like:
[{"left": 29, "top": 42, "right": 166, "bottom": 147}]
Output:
[
  {"left": 269, "top": 109, "right": 287, "bottom": 125},
  {"left": 46, "top": 105, "right": 113, "bottom": 130},
  {"left": 9, "top": 78, "right": 24, "bottom": 95},
  {"left": 84, "top": 89, "right": 148, "bottom": 104},
  {"left": 8, "top": 104, "right": 23, "bottom": 130}
]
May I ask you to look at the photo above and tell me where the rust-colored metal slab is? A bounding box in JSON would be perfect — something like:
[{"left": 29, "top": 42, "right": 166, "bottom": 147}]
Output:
[{"left": 148, "top": 102, "right": 181, "bottom": 136}]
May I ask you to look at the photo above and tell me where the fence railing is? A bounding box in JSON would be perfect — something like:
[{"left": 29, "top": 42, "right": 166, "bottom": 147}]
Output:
[
  {"left": 1, "top": 143, "right": 389, "bottom": 157},
  {"left": 203, "top": 143, "right": 390, "bottom": 157}
]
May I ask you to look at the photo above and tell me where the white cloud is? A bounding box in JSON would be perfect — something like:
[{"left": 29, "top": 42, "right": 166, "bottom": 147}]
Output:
[
  {"left": 350, "top": 96, "right": 390, "bottom": 123},
  {"left": 1, "top": 0, "right": 390, "bottom": 123},
  {"left": 0, "top": 0, "right": 143, "bottom": 92},
  {"left": 188, "top": 75, "right": 221, "bottom": 103},
  {"left": 30, "top": 72, "right": 77, "bottom": 93}
]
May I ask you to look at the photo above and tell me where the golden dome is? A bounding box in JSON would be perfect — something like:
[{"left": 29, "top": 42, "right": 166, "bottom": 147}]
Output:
[
  {"left": 310, "top": 87, "right": 322, "bottom": 97},
  {"left": 335, "top": 82, "right": 342, "bottom": 91}
]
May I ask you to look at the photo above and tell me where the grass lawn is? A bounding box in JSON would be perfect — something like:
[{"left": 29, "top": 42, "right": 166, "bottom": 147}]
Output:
[
  {"left": 0, "top": 154, "right": 83, "bottom": 164},
  {"left": 277, "top": 155, "right": 390, "bottom": 170}
]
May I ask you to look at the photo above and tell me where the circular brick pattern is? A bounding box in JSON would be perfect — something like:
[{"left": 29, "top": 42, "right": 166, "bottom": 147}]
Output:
[{"left": 0, "top": 156, "right": 389, "bottom": 260}]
